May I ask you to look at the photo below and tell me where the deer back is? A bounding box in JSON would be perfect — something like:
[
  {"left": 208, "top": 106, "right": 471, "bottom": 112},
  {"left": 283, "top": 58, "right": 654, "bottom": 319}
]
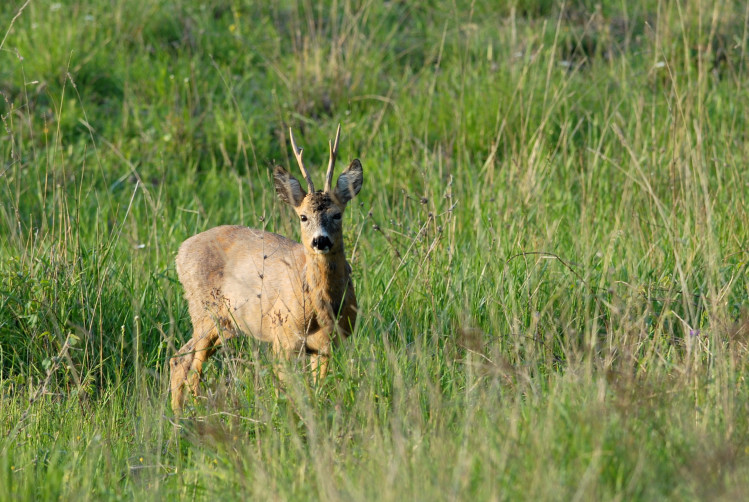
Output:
[{"left": 176, "top": 225, "right": 311, "bottom": 343}]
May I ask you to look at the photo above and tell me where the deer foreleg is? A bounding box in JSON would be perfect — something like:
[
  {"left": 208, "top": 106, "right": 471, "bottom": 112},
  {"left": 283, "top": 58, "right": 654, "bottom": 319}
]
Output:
[
  {"left": 305, "top": 329, "right": 332, "bottom": 382},
  {"left": 309, "top": 352, "right": 330, "bottom": 381},
  {"left": 270, "top": 337, "right": 296, "bottom": 392}
]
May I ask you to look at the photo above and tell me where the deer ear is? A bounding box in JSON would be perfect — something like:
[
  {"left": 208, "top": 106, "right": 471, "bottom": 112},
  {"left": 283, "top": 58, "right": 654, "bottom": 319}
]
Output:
[
  {"left": 333, "top": 159, "right": 363, "bottom": 205},
  {"left": 274, "top": 166, "right": 306, "bottom": 207}
]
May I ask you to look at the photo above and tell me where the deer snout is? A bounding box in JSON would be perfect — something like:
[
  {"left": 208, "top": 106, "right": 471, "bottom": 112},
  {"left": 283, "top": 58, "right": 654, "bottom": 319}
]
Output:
[{"left": 311, "top": 235, "right": 333, "bottom": 253}]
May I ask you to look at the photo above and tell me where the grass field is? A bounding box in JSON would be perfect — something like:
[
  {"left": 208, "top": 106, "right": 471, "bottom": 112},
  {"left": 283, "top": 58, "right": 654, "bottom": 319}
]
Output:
[{"left": 2, "top": 0, "right": 749, "bottom": 499}]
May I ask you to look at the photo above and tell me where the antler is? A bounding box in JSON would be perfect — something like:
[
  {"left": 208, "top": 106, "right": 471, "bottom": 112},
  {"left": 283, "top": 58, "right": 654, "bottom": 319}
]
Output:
[
  {"left": 324, "top": 123, "right": 342, "bottom": 193},
  {"left": 289, "top": 127, "right": 315, "bottom": 193}
]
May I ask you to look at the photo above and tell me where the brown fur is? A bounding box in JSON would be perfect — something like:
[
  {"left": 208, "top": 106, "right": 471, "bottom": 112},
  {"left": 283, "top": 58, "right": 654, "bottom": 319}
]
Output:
[{"left": 170, "top": 139, "right": 363, "bottom": 414}]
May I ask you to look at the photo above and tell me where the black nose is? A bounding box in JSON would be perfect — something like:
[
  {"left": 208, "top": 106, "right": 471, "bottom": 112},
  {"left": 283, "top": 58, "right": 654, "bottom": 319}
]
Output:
[{"left": 312, "top": 236, "right": 333, "bottom": 250}]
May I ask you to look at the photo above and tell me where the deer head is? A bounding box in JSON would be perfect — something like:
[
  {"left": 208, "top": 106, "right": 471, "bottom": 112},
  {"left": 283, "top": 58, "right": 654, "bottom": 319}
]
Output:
[{"left": 274, "top": 124, "right": 363, "bottom": 256}]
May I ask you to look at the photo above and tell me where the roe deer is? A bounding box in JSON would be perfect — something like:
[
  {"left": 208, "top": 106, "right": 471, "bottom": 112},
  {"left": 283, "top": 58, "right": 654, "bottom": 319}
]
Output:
[{"left": 170, "top": 124, "right": 362, "bottom": 413}]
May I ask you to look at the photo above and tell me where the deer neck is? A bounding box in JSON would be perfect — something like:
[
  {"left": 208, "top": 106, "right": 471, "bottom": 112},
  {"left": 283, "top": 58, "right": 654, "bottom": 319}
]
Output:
[
  {"left": 304, "top": 248, "right": 350, "bottom": 325},
  {"left": 305, "top": 249, "right": 349, "bottom": 296}
]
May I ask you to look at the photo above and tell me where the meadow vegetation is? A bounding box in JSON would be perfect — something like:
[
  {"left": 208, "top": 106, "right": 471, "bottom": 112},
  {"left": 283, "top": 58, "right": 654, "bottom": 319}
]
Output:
[{"left": 1, "top": 0, "right": 749, "bottom": 499}]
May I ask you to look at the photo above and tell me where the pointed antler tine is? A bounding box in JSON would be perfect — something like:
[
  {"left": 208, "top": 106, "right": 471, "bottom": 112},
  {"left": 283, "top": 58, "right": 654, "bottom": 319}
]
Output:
[
  {"left": 324, "top": 123, "right": 342, "bottom": 192},
  {"left": 289, "top": 127, "right": 314, "bottom": 193}
]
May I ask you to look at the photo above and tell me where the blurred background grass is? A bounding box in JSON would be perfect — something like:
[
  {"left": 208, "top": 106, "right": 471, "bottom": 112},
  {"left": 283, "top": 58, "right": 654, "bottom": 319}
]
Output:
[{"left": 1, "top": 0, "right": 749, "bottom": 499}]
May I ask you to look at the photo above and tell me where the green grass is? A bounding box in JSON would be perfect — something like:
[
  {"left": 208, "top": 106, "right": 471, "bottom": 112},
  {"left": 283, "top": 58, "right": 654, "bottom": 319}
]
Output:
[{"left": 2, "top": 0, "right": 749, "bottom": 499}]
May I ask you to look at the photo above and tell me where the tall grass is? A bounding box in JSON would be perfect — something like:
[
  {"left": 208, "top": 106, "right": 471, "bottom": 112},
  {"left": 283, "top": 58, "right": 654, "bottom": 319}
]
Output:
[{"left": 1, "top": 0, "right": 749, "bottom": 499}]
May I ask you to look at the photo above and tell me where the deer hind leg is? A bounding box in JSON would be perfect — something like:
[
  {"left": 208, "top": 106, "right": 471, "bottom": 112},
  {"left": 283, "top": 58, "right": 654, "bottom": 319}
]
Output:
[
  {"left": 170, "top": 337, "right": 197, "bottom": 413},
  {"left": 170, "top": 317, "right": 233, "bottom": 413}
]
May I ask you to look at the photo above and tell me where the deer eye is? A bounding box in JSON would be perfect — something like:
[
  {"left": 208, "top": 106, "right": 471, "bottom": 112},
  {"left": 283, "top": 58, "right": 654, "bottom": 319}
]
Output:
[
  {"left": 332, "top": 213, "right": 342, "bottom": 220},
  {"left": 300, "top": 215, "right": 308, "bottom": 222}
]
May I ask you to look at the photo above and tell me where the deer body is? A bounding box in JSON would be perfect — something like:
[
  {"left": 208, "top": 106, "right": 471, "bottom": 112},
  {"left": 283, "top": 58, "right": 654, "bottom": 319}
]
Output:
[{"left": 170, "top": 125, "right": 362, "bottom": 413}]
